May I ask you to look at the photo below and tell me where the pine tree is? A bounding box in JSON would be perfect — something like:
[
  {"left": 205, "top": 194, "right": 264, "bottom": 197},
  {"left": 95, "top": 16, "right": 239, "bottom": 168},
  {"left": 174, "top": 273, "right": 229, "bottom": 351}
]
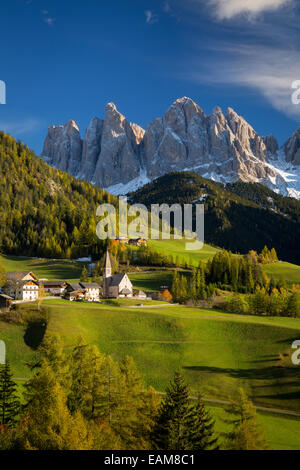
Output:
[
  {"left": 185, "top": 397, "right": 218, "bottom": 450},
  {"left": 80, "top": 265, "right": 89, "bottom": 282},
  {"left": 151, "top": 372, "right": 190, "bottom": 450},
  {"left": 171, "top": 270, "right": 179, "bottom": 302},
  {"left": 222, "top": 388, "right": 268, "bottom": 450},
  {"left": 0, "top": 361, "right": 20, "bottom": 427}
]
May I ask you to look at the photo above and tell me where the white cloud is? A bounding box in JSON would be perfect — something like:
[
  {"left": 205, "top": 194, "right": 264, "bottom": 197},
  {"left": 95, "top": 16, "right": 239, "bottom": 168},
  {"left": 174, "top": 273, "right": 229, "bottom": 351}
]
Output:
[
  {"left": 191, "top": 43, "right": 300, "bottom": 120},
  {"left": 145, "top": 10, "right": 159, "bottom": 24},
  {"left": 0, "top": 118, "right": 42, "bottom": 135},
  {"left": 209, "top": 0, "right": 293, "bottom": 19}
]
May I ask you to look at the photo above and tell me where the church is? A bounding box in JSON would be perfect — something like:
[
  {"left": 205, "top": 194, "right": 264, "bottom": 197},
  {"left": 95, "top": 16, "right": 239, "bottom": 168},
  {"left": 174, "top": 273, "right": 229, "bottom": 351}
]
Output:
[{"left": 102, "top": 250, "right": 134, "bottom": 299}]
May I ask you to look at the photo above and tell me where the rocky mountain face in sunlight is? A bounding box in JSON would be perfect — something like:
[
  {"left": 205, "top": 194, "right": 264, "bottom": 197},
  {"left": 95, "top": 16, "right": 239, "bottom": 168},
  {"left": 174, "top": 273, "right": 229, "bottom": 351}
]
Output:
[{"left": 41, "top": 97, "right": 300, "bottom": 198}]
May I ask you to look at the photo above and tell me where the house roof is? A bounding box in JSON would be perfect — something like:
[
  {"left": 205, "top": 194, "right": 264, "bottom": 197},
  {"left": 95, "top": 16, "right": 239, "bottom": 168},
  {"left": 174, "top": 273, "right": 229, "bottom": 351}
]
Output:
[
  {"left": 66, "top": 283, "right": 84, "bottom": 292},
  {"left": 0, "top": 294, "right": 13, "bottom": 300},
  {"left": 42, "top": 280, "right": 66, "bottom": 287},
  {"left": 6, "top": 271, "right": 37, "bottom": 281},
  {"left": 4, "top": 279, "right": 36, "bottom": 287},
  {"left": 79, "top": 282, "right": 100, "bottom": 289}
]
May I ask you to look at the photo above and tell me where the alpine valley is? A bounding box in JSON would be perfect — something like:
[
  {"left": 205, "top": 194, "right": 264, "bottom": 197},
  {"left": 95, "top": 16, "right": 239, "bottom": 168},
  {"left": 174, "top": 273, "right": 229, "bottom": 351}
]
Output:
[{"left": 41, "top": 97, "right": 300, "bottom": 198}]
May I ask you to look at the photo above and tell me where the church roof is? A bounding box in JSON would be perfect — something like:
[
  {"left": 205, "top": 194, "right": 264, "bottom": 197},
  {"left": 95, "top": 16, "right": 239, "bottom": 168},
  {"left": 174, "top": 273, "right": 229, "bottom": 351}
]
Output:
[{"left": 110, "top": 273, "right": 126, "bottom": 286}]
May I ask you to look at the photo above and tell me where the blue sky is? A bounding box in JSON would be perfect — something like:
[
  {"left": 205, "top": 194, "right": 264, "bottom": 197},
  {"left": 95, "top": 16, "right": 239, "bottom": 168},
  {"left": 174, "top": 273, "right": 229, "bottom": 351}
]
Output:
[{"left": 1, "top": 0, "right": 300, "bottom": 153}]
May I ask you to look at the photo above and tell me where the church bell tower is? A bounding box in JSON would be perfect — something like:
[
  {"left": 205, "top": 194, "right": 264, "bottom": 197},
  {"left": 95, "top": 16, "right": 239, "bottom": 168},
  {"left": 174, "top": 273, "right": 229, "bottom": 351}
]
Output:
[{"left": 103, "top": 250, "right": 112, "bottom": 297}]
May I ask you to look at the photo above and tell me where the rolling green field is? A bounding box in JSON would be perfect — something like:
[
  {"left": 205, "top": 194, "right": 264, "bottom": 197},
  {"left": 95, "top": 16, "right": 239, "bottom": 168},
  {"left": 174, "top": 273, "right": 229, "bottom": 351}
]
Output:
[
  {"left": 130, "top": 270, "right": 174, "bottom": 292},
  {"left": 0, "top": 254, "right": 85, "bottom": 282},
  {"left": 148, "top": 239, "right": 219, "bottom": 266},
  {"left": 1, "top": 300, "right": 300, "bottom": 449},
  {"left": 41, "top": 301, "right": 300, "bottom": 412},
  {"left": 264, "top": 261, "right": 300, "bottom": 285}
]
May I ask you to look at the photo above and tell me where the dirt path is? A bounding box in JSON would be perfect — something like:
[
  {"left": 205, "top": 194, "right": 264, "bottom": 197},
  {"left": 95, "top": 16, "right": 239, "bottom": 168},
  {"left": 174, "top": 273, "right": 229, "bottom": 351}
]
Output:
[{"left": 12, "top": 377, "right": 300, "bottom": 418}]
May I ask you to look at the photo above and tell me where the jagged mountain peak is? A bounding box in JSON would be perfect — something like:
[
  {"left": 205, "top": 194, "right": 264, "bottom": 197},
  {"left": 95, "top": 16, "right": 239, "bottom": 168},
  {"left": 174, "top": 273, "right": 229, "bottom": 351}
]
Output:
[{"left": 41, "top": 98, "right": 300, "bottom": 198}]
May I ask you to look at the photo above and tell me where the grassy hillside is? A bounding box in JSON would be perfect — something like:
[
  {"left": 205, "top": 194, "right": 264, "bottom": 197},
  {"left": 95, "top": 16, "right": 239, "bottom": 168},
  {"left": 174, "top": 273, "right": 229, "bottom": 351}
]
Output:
[
  {"left": 130, "top": 171, "right": 300, "bottom": 264},
  {"left": 0, "top": 254, "right": 84, "bottom": 282},
  {"left": 210, "top": 405, "right": 300, "bottom": 451},
  {"left": 264, "top": 261, "right": 300, "bottom": 285},
  {"left": 40, "top": 301, "right": 300, "bottom": 412},
  {"left": 148, "top": 239, "right": 219, "bottom": 267},
  {"left": 2, "top": 300, "right": 300, "bottom": 449}
]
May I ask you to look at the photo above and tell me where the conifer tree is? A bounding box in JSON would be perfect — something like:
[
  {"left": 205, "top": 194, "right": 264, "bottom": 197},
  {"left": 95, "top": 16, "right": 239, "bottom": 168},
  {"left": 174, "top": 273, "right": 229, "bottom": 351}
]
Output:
[
  {"left": 151, "top": 371, "right": 190, "bottom": 450},
  {"left": 0, "top": 361, "right": 20, "bottom": 427},
  {"left": 151, "top": 372, "right": 218, "bottom": 451},
  {"left": 222, "top": 388, "right": 268, "bottom": 450},
  {"left": 80, "top": 265, "right": 89, "bottom": 282},
  {"left": 185, "top": 396, "right": 218, "bottom": 450},
  {"left": 171, "top": 270, "right": 179, "bottom": 302}
]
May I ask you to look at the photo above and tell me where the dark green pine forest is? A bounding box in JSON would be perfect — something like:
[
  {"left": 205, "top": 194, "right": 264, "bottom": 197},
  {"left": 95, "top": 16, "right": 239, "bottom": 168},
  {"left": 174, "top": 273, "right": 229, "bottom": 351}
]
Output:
[
  {"left": 0, "top": 132, "right": 115, "bottom": 259},
  {"left": 129, "top": 172, "right": 300, "bottom": 265}
]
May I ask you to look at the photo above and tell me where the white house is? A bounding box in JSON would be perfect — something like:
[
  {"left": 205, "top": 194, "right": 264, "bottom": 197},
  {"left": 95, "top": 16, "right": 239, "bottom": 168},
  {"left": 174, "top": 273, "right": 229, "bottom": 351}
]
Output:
[
  {"left": 79, "top": 282, "right": 101, "bottom": 301},
  {"left": 3, "top": 272, "right": 40, "bottom": 301},
  {"left": 4, "top": 280, "right": 39, "bottom": 301},
  {"left": 42, "top": 280, "right": 67, "bottom": 296}
]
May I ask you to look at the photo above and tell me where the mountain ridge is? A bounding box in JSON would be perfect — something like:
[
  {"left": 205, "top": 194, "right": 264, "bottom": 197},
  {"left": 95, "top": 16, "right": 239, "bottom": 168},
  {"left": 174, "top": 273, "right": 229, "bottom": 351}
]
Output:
[{"left": 41, "top": 97, "right": 300, "bottom": 198}]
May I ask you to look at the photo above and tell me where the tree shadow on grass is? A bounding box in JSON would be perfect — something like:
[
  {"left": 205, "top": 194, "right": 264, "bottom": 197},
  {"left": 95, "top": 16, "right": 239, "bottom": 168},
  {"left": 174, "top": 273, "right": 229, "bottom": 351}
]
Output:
[
  {"left": 24, "top": 320, "right": 47, "bottom": 350},
  {"left": 183, "top": 365, "right": 300, "bottom": 381}
]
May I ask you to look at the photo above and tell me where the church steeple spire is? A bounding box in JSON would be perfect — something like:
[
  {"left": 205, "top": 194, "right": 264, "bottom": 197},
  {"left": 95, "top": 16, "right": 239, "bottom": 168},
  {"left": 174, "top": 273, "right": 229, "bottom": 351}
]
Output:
[{"left": 103, "top": 249, "right": 112, "bottom": 280}]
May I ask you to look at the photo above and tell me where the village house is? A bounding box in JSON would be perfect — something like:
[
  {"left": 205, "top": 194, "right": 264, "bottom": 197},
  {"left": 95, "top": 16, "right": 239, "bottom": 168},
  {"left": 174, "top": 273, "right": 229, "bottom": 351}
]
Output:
[
  {"left": 128, "top": 238, "right": 147, "bottom": 247},
  {"left": 79, "top": 282, "right": 101, "bottom": 301},
  {"left": 116, "top": 236, "right": 129, "bottom": 244},
  {"left": 6, "top": 271, "right": 38, "bottom": 282},
  {"left": 3, "top": 271, "right": 40, "bottom": 301},
  {"left": 0, "top": 294, "right": 13, "bottom": 311},
  {"left": 42, "top": 280, "right": 67, "bottom": 296},
  {"left": 64, "top": 283, "right": 85, "bottom": 301}
]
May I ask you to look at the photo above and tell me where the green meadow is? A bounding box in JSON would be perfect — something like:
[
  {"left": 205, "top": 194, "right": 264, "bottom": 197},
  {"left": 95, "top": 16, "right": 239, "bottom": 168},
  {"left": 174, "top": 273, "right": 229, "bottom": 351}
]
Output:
[
  {"left": 148, "top": 239, "right": 219, "bottom": 265},
  {"left": 0, "top": 254, "right": 84, "bottom": 282},
  {"left": 1, "top": 300, "right": 300, "bottom": 449},
  {"left": 264, "top": 261, "right": 300, "bottom": 285},
  {"left": 1, "top": 249, "right": 300, "bottom": 449}
]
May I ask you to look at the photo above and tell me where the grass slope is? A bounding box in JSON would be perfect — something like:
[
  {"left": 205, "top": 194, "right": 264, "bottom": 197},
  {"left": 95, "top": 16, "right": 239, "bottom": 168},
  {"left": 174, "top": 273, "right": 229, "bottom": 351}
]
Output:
[
  {"left": 2, "top": 300, "right": 300, "bottom": 449},
  {"left": 148, "top": 239, "right": 219, "bottom": 266},
  {"left": 41, "top": 301, "right": 300, "bottom": 412},
  {"left": 264, "top": 261, "right": 300, "bottom": 285},
  {"left": 0, "top": 254, "right": 84, "bottom": 282}
]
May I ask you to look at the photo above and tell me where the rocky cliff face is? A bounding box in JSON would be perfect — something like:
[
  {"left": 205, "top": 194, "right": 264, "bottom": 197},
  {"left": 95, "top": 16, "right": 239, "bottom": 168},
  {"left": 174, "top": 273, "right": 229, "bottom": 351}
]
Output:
[
  {"left": 284, "top": 128, "right": 300, "bottom": 165},
  {"left": 42, "top": 120, "right": 82, "bottom": 174},
  {"left": 41, "top": 97, "right": 300, "bottom": 198}
]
